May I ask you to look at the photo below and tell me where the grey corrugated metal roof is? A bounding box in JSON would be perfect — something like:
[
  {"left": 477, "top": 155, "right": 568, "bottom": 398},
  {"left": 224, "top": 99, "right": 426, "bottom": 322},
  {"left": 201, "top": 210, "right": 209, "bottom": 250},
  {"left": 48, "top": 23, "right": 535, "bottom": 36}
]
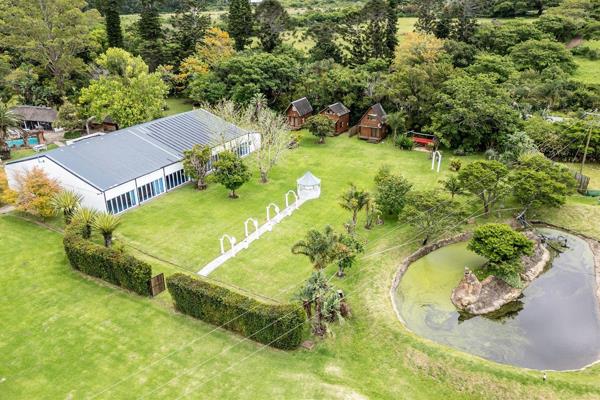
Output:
[
  {"left": 324, "top": 102, "right": 350, "bottom": 116},
  {"left": 10, "top": 110, "right": 249, "bottom": 191},
  {"left": 290, "top": 97, "right": 313, "bottom": 117}
]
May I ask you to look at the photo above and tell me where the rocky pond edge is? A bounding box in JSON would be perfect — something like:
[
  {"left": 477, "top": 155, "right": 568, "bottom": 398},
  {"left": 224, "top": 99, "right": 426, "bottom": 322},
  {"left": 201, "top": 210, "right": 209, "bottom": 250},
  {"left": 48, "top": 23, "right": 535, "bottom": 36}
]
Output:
[{"left": 390, "top": 222, "right": 600, "bottom": 328}]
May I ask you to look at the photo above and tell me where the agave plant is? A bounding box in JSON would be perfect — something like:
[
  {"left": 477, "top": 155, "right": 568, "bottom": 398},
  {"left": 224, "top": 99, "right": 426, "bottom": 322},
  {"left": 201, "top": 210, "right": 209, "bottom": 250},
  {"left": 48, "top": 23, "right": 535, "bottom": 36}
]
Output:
[
  {"left": 92, "top": 212, "right": 121, "bottom": 247},
  {"left": 71, "top": 207, "right": 97, "bottom": 239},
  {"left": 51, "top": 190, "right": 82, "bottom": 224}
]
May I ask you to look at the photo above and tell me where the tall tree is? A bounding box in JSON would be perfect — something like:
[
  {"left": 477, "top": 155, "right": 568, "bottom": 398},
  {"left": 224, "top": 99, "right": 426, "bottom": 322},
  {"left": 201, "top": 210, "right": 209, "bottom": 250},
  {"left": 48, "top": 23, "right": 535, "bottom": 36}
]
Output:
[
  {"left": 79, "top": 48, "right": 168, "bottom": 128},
  {"left": 254, "top": 0, "right": 289, "bottom": 52},
  {"left": 1, "top": 0, "right": 101, "bottom": 96},
  {"left": 228, "top": 0, "right": 253, "bottom": 51},
  {"left": 339, "top": 184, "right": 370, "bottom": 233},
  {"left": 458, "top": 160, "right": 510, "bottom": 215},
  {"left": 137, "top": 0, "right": 164, "bottom": 70},
  {"left": 307, "top": 24, "right": 342, "bottom": 63},
  {"left": 103, "top": 0, "right": 124, "bottom": 48},
  {"left": 182, "top": 144, "right": 212, "bottom": 190},
  {"left": 385, "top": 0, "right": 399, "bottom": 58},
  {"left": 0, "top": 101, "right": 22, "bottom": 157},
  {"left": 170, "top": 0, "right": 211, "bottom": 60},
  {"left": 211, "top": 150, "right": 251, "bottom": 199}
]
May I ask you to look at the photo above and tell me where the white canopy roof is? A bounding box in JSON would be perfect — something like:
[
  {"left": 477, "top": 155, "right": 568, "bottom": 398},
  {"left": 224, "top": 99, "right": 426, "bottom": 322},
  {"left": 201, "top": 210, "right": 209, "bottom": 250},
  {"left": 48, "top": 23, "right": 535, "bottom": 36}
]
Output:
[{"left": 297, "top": 171, "right": 321, "bottom": 186}]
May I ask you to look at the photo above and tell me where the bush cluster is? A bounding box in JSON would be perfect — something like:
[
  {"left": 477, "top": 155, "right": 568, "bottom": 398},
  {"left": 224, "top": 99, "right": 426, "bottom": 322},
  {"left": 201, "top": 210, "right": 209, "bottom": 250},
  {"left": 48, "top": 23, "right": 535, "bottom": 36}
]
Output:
[
  {"left": 63, "top": 222, "right": 152, "bottom": 296},
  {"left": 167, "top": 273, "right": 306, "bottom": 349}
]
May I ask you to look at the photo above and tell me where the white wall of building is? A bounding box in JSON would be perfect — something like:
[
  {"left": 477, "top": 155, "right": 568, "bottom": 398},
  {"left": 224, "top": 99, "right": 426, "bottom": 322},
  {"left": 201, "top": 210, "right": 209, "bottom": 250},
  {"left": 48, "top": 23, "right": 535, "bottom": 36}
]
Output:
[{"left": 5, "top": 156, "right": 106, "bottom": 211}]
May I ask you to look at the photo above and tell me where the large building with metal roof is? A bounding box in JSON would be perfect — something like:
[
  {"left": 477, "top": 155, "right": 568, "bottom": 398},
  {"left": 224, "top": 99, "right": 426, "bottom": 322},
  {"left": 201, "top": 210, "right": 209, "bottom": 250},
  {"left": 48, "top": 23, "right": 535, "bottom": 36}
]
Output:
[{"left": 5, "top": 110, "right": 260, "bottom": 214}]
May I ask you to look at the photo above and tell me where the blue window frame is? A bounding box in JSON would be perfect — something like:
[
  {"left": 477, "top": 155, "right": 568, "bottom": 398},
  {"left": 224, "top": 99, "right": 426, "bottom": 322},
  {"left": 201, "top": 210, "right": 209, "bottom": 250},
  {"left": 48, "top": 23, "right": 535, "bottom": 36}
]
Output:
[
  {"left": 137, "top": 178, "right": 165, "bottom": 203},
  {"left": 106, "top": 190, "right": 137, "bottom": 214},
  {"left": 165, "top": 169, "right": 189, "bottom": 191}
]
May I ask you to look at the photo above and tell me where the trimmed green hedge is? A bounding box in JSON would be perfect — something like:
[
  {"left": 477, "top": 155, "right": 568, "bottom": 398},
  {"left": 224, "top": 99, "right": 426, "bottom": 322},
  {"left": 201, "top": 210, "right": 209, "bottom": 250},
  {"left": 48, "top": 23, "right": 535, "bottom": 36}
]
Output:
[
  {"left": 167, "top": 273, "right": 306, "bottom": 350},
  {"left": 63, "top": 222, "right": 152, "bottom": 296}
]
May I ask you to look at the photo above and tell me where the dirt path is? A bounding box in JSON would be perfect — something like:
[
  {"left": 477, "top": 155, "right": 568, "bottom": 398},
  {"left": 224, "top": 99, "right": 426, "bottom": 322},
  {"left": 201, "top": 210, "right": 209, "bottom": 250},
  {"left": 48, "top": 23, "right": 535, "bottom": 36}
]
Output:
[{"left": 567, "top": 36, "right": 584, "bottom": 49}]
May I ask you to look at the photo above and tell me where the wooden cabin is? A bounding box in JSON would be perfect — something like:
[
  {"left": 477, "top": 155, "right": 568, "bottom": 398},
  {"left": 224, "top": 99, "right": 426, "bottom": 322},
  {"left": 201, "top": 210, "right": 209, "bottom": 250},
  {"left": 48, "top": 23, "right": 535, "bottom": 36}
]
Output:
[
  {"left": 319, "top": 102, "right": 350, "bottom": 135},
  {"left": 357, "top": 104, "right": 388, "bottom": 143},
  {"left": 286, "top": 97, "right": 313, "bottom": 130}
]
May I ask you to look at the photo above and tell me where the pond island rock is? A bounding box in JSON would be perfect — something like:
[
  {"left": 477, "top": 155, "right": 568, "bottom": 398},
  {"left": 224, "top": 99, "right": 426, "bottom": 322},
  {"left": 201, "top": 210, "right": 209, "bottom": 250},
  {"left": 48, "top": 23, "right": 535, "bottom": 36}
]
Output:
[{"left": 451, "top": 233, "right": 551, "bottom": 315}]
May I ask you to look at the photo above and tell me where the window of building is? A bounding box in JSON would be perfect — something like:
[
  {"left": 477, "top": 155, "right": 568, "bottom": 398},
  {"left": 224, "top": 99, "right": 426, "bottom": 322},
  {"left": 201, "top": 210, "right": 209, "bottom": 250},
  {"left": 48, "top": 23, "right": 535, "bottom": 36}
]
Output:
[
  {"left": 137, "top": 177, "right": 165, "bottom": 203},
  {"left": 166, "top": 169, "right": 189, "bottom": 191},
  {"left": 234, "top": 141, "right": 251, "bottom": 157},
  {"left": 106, "top": 190, "right": 137, "bottom": 214}
]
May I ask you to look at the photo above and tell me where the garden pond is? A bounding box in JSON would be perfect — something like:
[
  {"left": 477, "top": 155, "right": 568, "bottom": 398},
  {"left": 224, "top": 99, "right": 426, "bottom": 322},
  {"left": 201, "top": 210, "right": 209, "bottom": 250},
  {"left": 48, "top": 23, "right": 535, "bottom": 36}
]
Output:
[{"left": 395, "top": 229, "right": 600, "bottom": 371}]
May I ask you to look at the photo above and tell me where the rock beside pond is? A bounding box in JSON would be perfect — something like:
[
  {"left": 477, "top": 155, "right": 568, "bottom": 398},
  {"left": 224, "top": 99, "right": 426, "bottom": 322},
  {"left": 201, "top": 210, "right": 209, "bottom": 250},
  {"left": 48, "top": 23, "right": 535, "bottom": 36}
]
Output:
[{"left": 451, "top": 232, "right": 551, "bottom": 315}]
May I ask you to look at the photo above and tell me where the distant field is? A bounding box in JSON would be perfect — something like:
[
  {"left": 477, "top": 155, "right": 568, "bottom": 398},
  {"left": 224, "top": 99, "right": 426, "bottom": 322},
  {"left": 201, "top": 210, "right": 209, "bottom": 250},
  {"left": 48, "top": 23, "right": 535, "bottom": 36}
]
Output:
[{"left": 573, "top": 40, "right": 600, "bottom": 85}]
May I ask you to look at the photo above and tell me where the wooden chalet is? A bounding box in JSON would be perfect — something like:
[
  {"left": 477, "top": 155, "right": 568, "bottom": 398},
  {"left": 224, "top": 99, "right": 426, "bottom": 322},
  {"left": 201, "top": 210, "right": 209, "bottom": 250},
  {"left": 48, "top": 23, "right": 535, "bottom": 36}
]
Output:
[
  {"left": 319, "top": 102, "right": 350, "bottom": 135},
  {"left": 357, "top": 103, "right": 388, "bottom": 143},
  {"left": 286, "top": 97, "right": 313, "bottom": 130}
]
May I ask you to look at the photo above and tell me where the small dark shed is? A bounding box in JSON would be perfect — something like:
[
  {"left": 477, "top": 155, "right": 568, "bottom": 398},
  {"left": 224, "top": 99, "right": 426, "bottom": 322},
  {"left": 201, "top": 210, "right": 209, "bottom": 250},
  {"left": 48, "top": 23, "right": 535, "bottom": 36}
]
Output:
[
  {"left": 319, "top": 102, "right": 350, "bottom": 135},
  {"left": 12, "top": 105, "right": 57, "bottom": 131},
  {"left": 357, "top": 103, "right": 388, "bottom": 143},
  {"left": 286, "top": 97, "right": 313, "bottom": 130}
]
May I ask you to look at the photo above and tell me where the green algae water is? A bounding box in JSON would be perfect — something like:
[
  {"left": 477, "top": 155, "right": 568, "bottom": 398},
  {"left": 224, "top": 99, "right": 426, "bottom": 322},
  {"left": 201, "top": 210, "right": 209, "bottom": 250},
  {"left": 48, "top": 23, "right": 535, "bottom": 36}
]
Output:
[{"left": 395, "top": 229, "right": 600, "bottom": 370}]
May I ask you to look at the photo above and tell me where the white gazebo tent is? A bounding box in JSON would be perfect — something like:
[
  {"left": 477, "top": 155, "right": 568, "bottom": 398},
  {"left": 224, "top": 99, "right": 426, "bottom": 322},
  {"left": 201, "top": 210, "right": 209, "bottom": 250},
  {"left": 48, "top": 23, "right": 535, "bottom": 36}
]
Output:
[{"left": 297, "top": 171, "right": 321, "bottom": 200}]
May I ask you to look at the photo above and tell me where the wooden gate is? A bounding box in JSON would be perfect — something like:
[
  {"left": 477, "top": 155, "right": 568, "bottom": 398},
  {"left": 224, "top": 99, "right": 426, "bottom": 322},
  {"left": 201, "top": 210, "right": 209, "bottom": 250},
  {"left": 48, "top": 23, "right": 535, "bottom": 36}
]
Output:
[{"left": 149, "top": 273, "right": 166, "bottom": 297}]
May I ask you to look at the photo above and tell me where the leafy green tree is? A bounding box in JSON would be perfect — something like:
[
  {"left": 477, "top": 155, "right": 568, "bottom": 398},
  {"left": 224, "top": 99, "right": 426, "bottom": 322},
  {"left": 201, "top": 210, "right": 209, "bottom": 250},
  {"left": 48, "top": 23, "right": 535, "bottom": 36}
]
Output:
[
  {"left": 385, "top": 0, "right": 399, "bottom": 57},
  {"left": 307, "top": 24, "right": 342, "bottom": 63},
  {"left": 1, "top": 0, "right": 100, "bottom": 95},
  {"left": 511, "top": 153, "right": 576, "bottom": 211},
  {"left": 0, "top": 101, "right": 22, "bottom": 155},
  {"left": 292, "top": 225, "right": 340, "bottom": 270},
  {"left": 211, "top": 150, "right": 251, "bottom": 199},
  {"left": 56, "top": 99, "right": 84, "bottom": 132},
  {"left": 182, "top": 144, "right": 212, "bottom": 190},
  {"left": 336, "top": 234, "right": 365, "bottom": 277},
  {"left": 169, "top": 0, "right": 211, "bottom": 60},
  {"left": 386, "top": 111, "right": 406, "bottom": 138},
  {"left": 305, "top": 115, "right": 334, "bottom": 144},
  {"left": 374, "top": 165, "right": 413, "bottom": 217},
  {"left": 93, "top": 212, "right": 121, "bottom": 247},
  {"left": 440, "top": 175, "right": 464, "bottom": 199},
  {"left": 509, "top": 39, "right": 577, "bottom": 74},
  {"left": 102, "top": 0, "right": 124, "bottom": 48},
  {"left": 137, "top": 0, "right": 165, "bottom": 70},
  {"left": 339, "top": 184, "right": 371, "bottom": 233},
  {"left": 364, "top": 197, "right": 383, "bottom": 229},
  {"left": 79, "top": 48, "right": 168, "bottom": 128},
  {"left": 428, "top": 74, "right": 521, "bottom": 151},
  {"left": 443, "top": 40, "right": 478, "bottom": 67},
  {"left": 458, "top": 160, "right": 510, "bottom": 215},
  {"left": 51, "top": 190, "right": 82, "bottom": 224},
  {"left": 498, "top": 131, "right": 537, "bottom": 165},
  {"left": 534, "top": 14, "right": 581, "bottom": 42},
  {"left": 472, "top": 21, "right": 548, "bottom": 55},
  {"left": 468, "top": 223, "right": 534, "bottom": 287},
  {"left": 71, "top": 207, "right": 97, "bottom": 239},
  {"left": 13, "top": 167, "right": 61, "bottom": 220},
  {"left": 400, "top": 190, "right": 466, "bottom": 245},
  {"left": 466, "top": 53, "right": 517, "bottom": 83},
  {"left": 255, "top": 0, "right": 289, "bottom": 52},
  {"left": 228, "top": 0, "right": 253, "bottom": 51}
]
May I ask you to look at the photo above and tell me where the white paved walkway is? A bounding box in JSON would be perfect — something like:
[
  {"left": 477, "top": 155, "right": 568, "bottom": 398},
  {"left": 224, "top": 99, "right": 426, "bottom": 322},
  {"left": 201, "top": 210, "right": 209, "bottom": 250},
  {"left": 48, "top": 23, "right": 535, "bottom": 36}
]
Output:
[{"left": 197, "top": 197, "right": 308, "bottom": 276}]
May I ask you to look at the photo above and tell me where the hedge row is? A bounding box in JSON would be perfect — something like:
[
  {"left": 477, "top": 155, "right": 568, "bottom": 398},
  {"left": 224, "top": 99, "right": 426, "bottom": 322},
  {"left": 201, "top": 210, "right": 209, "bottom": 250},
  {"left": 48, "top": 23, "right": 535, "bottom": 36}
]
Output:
[
  {"left": 63, "top": 222, "right": 152, "bottom": 296},
  {"left": 167, "top": 273, "right": 306, "bottom": 350}
]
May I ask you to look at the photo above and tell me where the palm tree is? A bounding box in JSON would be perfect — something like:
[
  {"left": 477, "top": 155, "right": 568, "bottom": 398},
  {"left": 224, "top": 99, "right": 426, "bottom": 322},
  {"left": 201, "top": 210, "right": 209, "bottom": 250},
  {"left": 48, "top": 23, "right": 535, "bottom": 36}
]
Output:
[
  {"left": 339, "top": 184, "right": 370, "bottom": 233},
  {"left": 364, "top": 198, "right": 382, "bottom": 230},
  {"left": 71, "top": 207, "right": 97, "bottom": 239},
  {"left": 92, "top": 212, "right": 121, "bottom": 247},
  {"left": 303, "top": 270, "right": 331, "bottom": 336},
  {"left": 51, "top": 190, "right": 82, "bottom": 224},
  {"left": 0, "top": 100, "right": 23, "bottom": 158},
  {"left": 291, "top": 225, "right": 339, "bottom": 270}
]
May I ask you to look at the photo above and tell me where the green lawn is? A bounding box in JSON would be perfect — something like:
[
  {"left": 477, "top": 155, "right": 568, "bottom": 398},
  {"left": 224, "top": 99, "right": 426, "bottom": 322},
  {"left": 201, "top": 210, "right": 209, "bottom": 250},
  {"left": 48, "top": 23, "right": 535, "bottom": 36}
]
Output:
[
  {"left": 3, "top": 134, "right": 600, "bottom": 398},
  {"left": 573, "top": 40, "right": 600, "bottom": 85},
  {"left": 8, "top": 143, "right": 59, "bottom": 161},
  {"left": 164, "top": 97, "right": 194, "bottom": 117}
]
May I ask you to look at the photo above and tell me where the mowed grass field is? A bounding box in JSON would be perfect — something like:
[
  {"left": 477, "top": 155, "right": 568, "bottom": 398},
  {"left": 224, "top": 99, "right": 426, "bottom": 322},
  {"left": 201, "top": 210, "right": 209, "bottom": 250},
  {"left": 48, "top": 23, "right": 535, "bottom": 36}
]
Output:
[
  {"left": 4, "top": 133, "right": 600, "bottom": 398},
  {"left": 573, "top": 40, "right": 600, "bottom": 85}
]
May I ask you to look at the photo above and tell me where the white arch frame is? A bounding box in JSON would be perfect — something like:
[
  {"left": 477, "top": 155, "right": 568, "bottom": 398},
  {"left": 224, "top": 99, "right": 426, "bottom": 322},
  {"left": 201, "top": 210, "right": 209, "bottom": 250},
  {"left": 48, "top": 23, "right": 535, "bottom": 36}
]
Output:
[
  {"left": 220, "top": 234, "right": 236, "bottom": 255},
  {"left": 431, "top": 151, "right": 442, "bottom": 173},
  {"left": 266, "top": 203, "right": 281, "bottom": 222},
  {"left": 244, "top": 217, "right": 259, "bottom": 238},
  {"left": 285, "top": 190, "right": 299, "bottom": 209}
]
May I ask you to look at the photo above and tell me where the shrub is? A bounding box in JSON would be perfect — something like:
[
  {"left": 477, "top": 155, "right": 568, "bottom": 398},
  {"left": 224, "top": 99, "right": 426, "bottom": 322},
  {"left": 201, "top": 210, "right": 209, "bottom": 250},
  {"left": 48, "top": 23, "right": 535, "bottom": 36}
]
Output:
[
  {"left": 63, "top": 130, "right": 83, "bottom": 140},
  {"left": 394, "top": 134, "right": 414, "bottom": 150},
  {"left": 63, "top": 222, "right": 152, "bottom": 296},
  {"left": 449, "top": 158, "right": 462, "bottom": 172},
  {"left": 167, "top": 273, "right": 306, "bottom": 349},
  {"left": 13, "top": 167, "right": 60, "bottom": 219},
  {"left": 374, "top": 165, "right": 413, "bottom": 217}
]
